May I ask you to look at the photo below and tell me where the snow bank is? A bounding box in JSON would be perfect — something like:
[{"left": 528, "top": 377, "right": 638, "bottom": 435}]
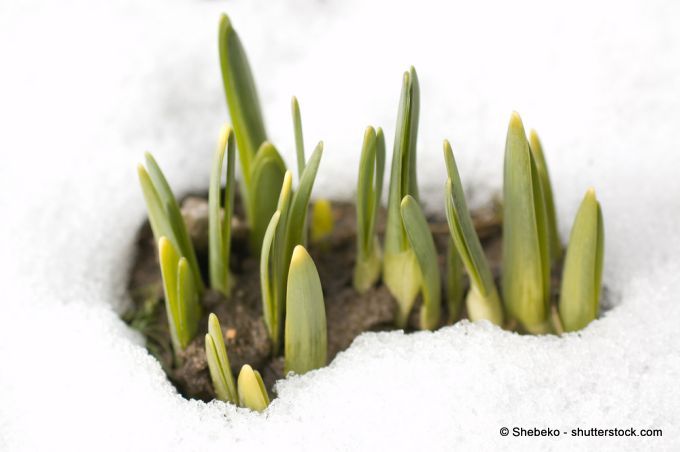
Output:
[{"left": 1, "top": 0, "right": 679, "bottom": 450}]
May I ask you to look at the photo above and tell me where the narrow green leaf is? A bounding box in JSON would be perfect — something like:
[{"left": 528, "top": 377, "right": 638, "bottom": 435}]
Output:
[
  {"left": 446, "top": 237, "right": 463, "bottom": 323},
  {"left": 291, "top": 96, "right": 312, "bottom": 245},
  {"left": 158, "top": 237, "right": 182, "bottom": 357},
  {"left": 502, "top": 112, "right": 551, "bottom": 333},
  {"left": 269, "top": 172, "right": 294, "bottom": 354},
  {"left": 443, "top": 142, "right": 503, "bottom": 325},
  {"left": 205, "top": 313, "right": 237, "bottom": 403},
  {"left": 354, "top": 126, "right": 386, "bottom": 293},
  {"left": 285, "top": 245, "right": 327, "bottom": 375},
  {"left": 291, "top": 96, "right": 305, "bottom": 180},
  {"left": 400, "top": 195, "right": 441, "bottom": 330},
  {"left": 137, "top": 165, "right": 175, "bottom": 244},
  {"left": 284, "top": 142, "right": 323, "bottom": 263},
  {"left": 237, "top": 365, "right": 270, "bottom": 412},
  {"left": 374, "top": 128, "right": 386, "bottom": 232},
  {"left": 177, "top": 257, "right": 201, "bottom": 349},
  {"left": 529, "top": 130, "right": 562, "bottom": 262},
  {"left": 310, "top": 199, "right": 334, "bottom": 243},
  {"left": 250, "top": 142, "right": 287, "bottom": 253},
  {"left": 384, "top": 67, "right": 422, "bottom": 322},
  {"left": 218, "top": 13, "right": 267, "bottom": 185},
  {"left": 260, "top": 210, "right": 281, "bottom": 352},
  {"left": 559, "top": 189, "right": 604, "bottom": 332},
  {"left": 140, "top": 153, "right": 204, "bottom": 293},
  {"left": 209, "top": 126, "right": 236, "bottom": 295}
]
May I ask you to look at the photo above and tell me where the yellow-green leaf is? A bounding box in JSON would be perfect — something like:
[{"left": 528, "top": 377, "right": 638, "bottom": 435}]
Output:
[
  {"left": 354, "top": 126, "right": 385, "bottom": 293},
  {"left": 260, "top": 210, "right": 281, "bottom": 352},
  {"left": 384, "top": 67, "right": 421, "bottom": 320},
  {"left": 285, "top": 246, "right": 327, "bottom": 374},
  {"left": 400, "top": 195, "right": 441, "bottom": 330},
  {"left": 205, "top": 313, "right": 237, "bottom": 403},
  {"left": 138, "top": 155, "right": 204, "bottom": 293},
  {"left": 502, "top": 112, "right": 550, "bottom": 333},
  {"left": 559, "top": 189, "right": 604, "bottom": 332},
  {"left": 446, "top": 237, "right": 463, "bottom": 324},
  {"left": 218, "top": 13, "right": 267, "bottom": 184},
  {"left": 237, "top": 365, "right": 270, "bottom": 412},
  {"left": 529, "top": 130, "right": 562, "bottom": 262},
  {"left": 250, "top": 142, "right": 286, "bottom": 253},
  {"left": 209, "top": 125, "right": 236, "bottom": 295},
  {"left": 443, "top": 141, "right": 503, "bottom": 325},
  {"left": 310, "top": 199, "right": 334, "bottom": 244}
]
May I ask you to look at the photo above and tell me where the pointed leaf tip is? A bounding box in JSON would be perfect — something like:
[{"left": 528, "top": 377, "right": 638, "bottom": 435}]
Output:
[{"left": 291, "top": 244, "right": 308, "bottom": 266}]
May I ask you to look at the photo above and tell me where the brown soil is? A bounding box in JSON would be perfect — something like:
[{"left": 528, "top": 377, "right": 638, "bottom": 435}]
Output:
[{"left": 125, "top": 193, "right": 506, "bottom": 401}]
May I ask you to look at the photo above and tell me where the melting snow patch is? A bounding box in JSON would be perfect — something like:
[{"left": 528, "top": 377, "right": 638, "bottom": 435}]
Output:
[{"left": 1, "top": 0, "right": 679, "bottom": 450}]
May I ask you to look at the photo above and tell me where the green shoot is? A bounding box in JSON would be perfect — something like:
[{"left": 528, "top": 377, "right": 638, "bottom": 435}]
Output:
[
  {"left": 310, "top": 199, "right": 334, "bottom": 244},
  {"left": 261, "top": 207, "right": 283, "bottom": 353},
  {"left": 250, "top": 142, "right": 287, "bottom": 252},
  {"left": 443, "top": 141, "right": 503, "bottom": 325},
  {"left": 384, "top": 67, "right": 422, "bottom": 326},
  {"left": 446, "top": 237, "right": 463, "bottom": 324},
  {"left": 285, "top": 245, "right": 327, "bottom": 374},
  {"left": 400, "top": 195, "right": 441, "bottom": 330},
  {"left": 237, "top": 365, "right": 270, "bottom": 412},
  {"left": 209, "top": 125, "right": 236, "bottom": 295},
  {"left": 354, "top": 126, "right": 386, "bottom": 293},
  {"left": 559, "top": 189, "right": 604, "bottom": 332},
  {"left": 292, "top": 96, "right": 306, "bottom": 181},
  {"left": 218, "top": 13, "right": 267, "bottom": 188},
  {"left": 283, "top": 143, "right": 323, "bottom": 268},
  {"left": 260, "top": 143, "right": 322, "bottom": 354},
  {"left": 292, "top": 96, "right": 314, "bottom": 246},
  {"left": 138, "top": 153, "right": 203, "bottom": 293},
  {"left": 158, "top": 237, "right": 202, "bottom": 360},
  {"left": 205, "top": 313, "right": 237, "bottom": 404},
  {"left": 529, "top": 130, "right": 562, "bottom": 262},
  {"left": 502, "top": 113, "right": 551, "bottom": 333},
  {"left": 219, "top": 14, "right": 286, "bottom": 253}
]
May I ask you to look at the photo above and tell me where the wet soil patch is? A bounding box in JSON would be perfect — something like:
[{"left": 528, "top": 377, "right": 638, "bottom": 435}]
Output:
[{"left": 125, "top": 193, "right": 511, "bottom": 401}]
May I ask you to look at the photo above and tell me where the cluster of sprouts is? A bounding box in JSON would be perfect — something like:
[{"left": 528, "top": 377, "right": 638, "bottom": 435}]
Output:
[{"left": 136, "top": 13, "right": 604, "bottom": 412}]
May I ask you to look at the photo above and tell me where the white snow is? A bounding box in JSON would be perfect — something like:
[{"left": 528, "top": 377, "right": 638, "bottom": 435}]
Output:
[{"left": 1, "top": 0, "right": 679, "bottom": 450}]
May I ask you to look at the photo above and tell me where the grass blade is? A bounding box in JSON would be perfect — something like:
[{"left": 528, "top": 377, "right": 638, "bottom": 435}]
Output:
[
  {"left": 237, "top": 365, "right": 270, "bottom": 412},
  {"left": 205, "top": 313, "right": 237, "bottom": 403},
  {"left": 218, "top": 13, "right": 267, "bottom": 185},
  {"left": 559, "top": 189, "right": 604, "bottom": 331},
  {"left": 209, "top": 125, "right": 236, "bottom": 295},
  {"left": 529, "top": 130, "right": 562, "bottom": 262},
  {"left": 502, "top": 112, "right": 550, "bottom": 333},
  {"left": 285, "top": 245, "right": 327, "bottom": 374},
  {"left": 400, "top": 195, "right": 441, "bottom": 330},
  {"left": 384, "top": 67, "right": 422, "bottom": 325},
  {"left": 443, "top": 141, "right": 503, "bottom": 325}
]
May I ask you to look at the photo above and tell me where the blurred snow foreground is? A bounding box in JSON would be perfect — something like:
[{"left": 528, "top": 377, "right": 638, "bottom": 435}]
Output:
[{"left": 1, "top": 0, "right": 679, "bottom": 450}]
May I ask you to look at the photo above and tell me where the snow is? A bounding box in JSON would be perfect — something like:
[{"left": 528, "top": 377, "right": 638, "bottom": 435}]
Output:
[{"left": 1, "top": 0, "right": 679, "bottom": 450}]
